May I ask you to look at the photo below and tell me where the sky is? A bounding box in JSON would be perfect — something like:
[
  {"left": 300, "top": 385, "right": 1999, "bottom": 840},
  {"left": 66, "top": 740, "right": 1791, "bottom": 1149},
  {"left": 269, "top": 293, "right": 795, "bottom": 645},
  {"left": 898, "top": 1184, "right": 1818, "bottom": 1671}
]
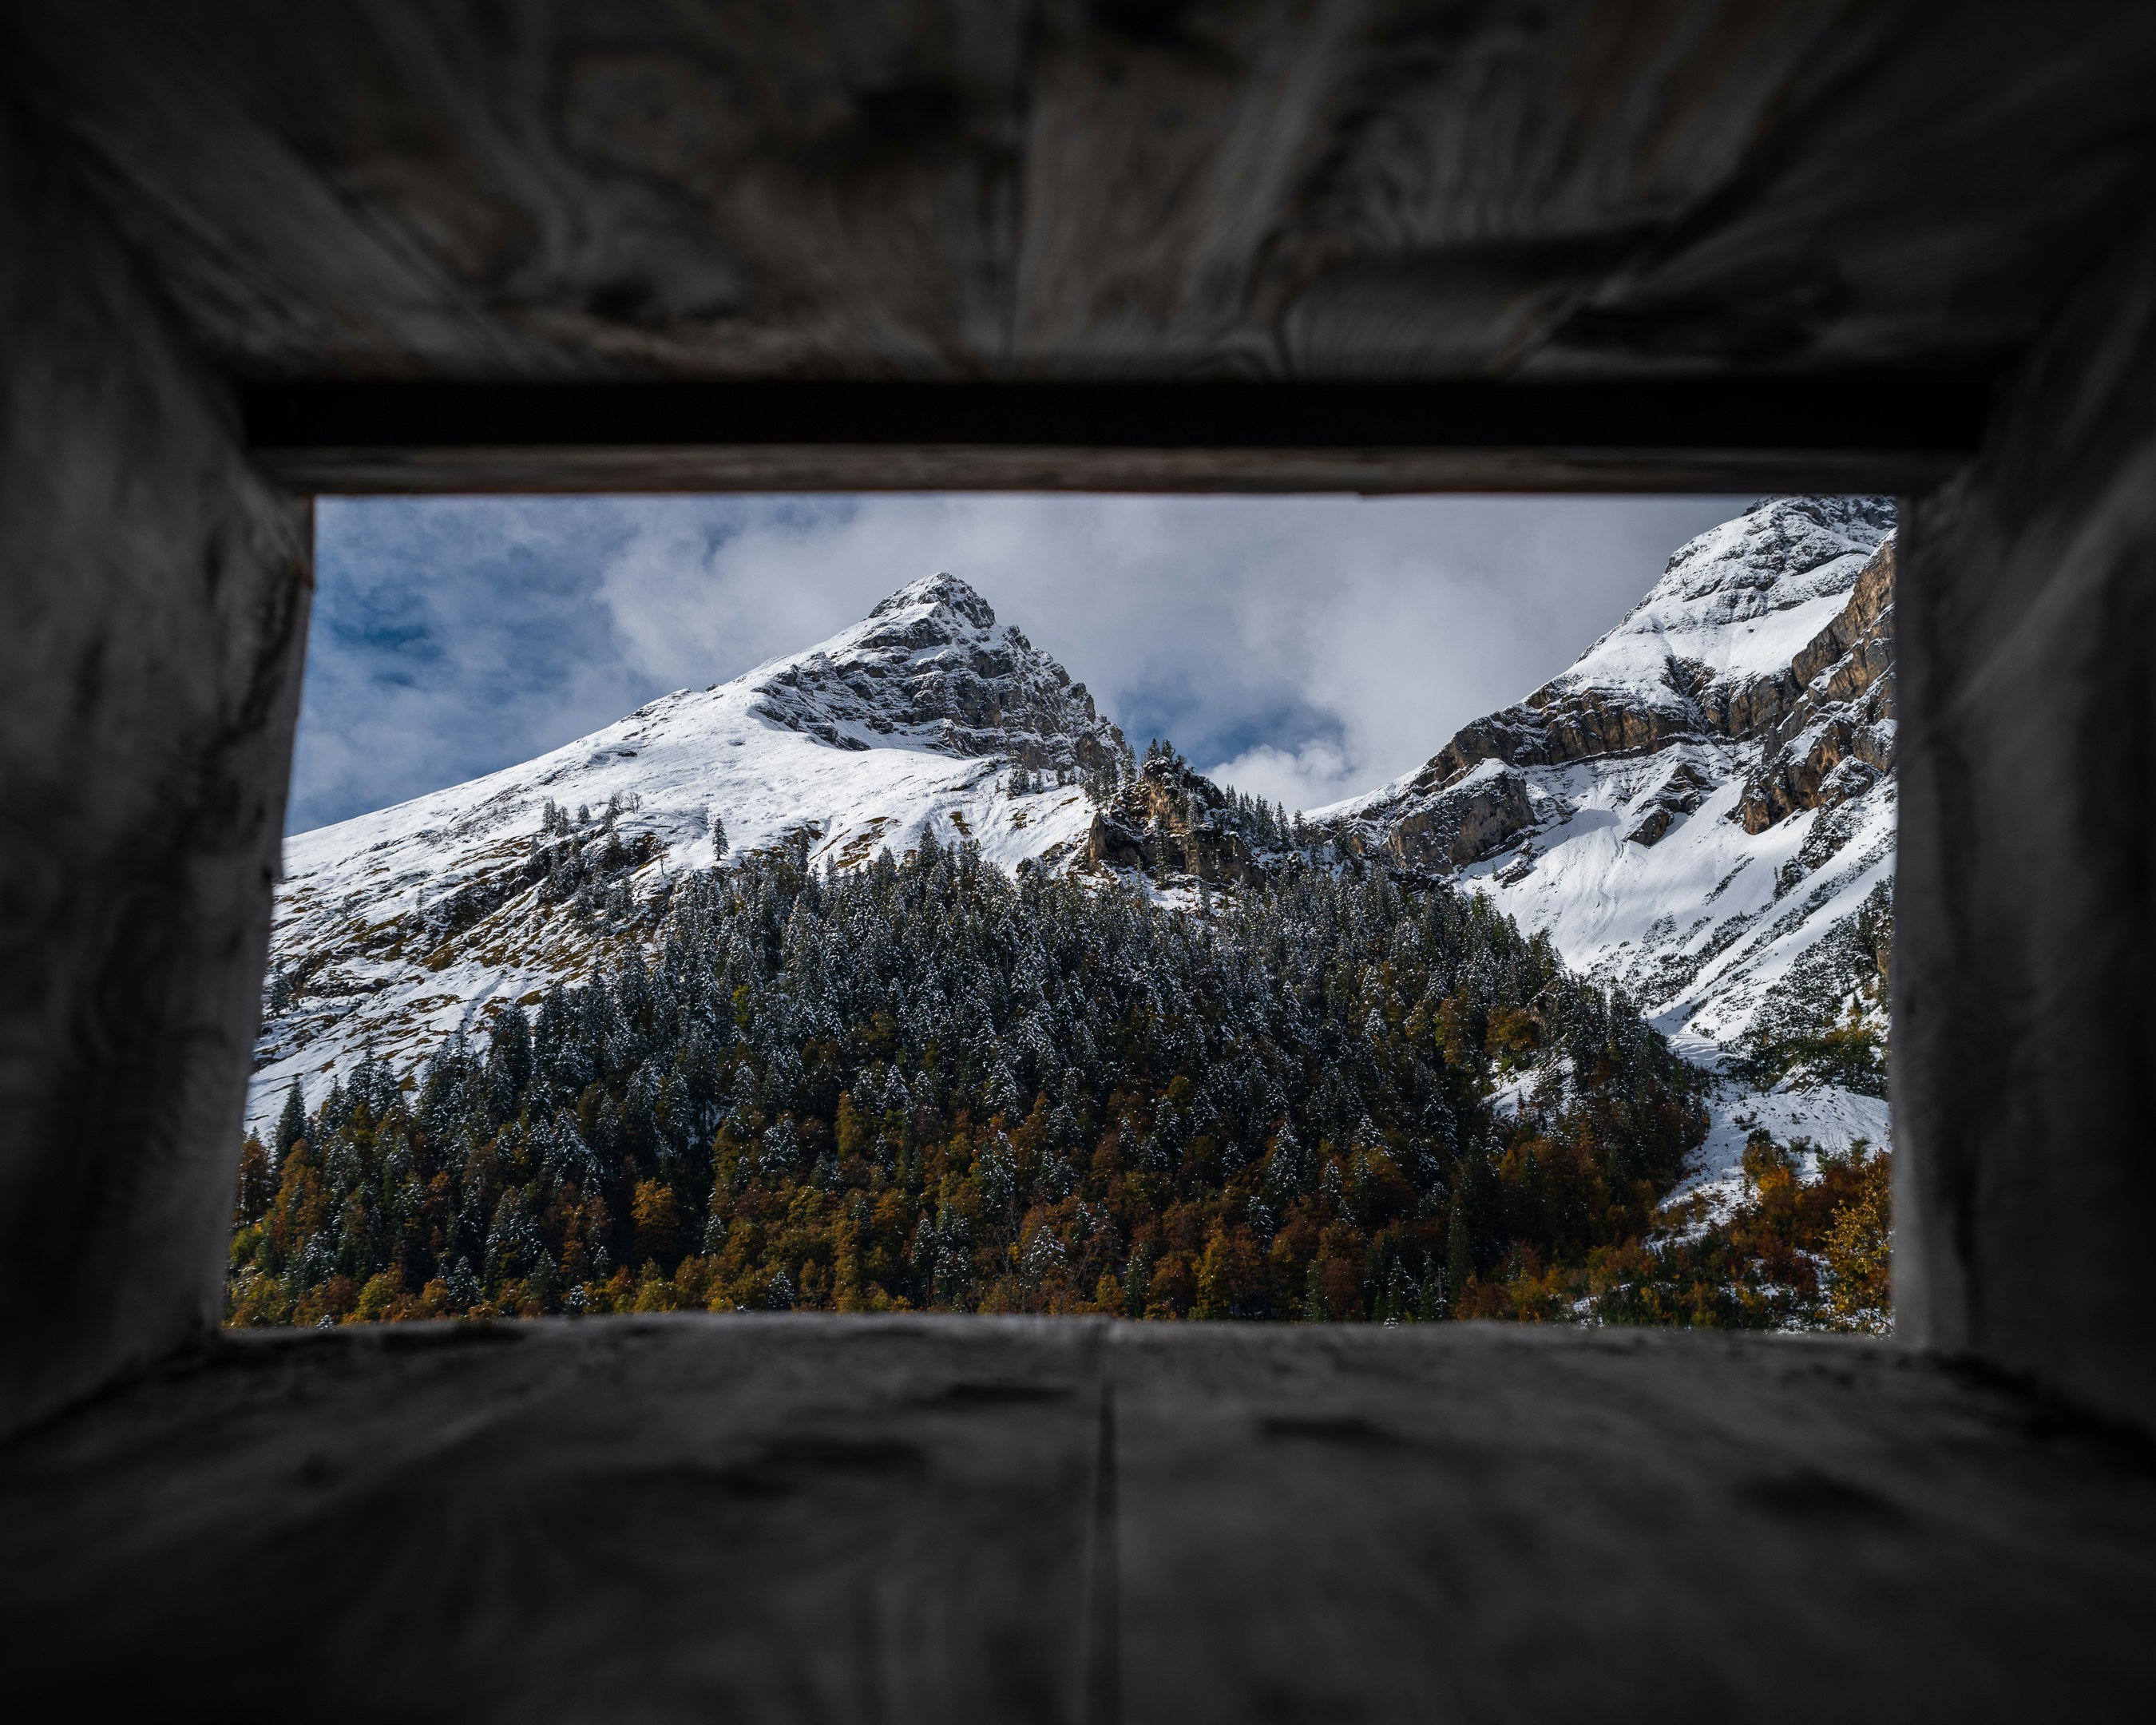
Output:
[{"left": 289, "top": 493, "right": 1747, "bottom": 835}]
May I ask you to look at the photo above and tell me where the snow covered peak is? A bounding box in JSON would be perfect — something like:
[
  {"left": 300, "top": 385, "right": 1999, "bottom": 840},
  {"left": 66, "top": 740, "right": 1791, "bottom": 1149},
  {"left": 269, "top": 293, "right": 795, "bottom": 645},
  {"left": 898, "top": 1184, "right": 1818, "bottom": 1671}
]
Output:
[
  {"left": 249, "top": 569, "right": 1130, "bottom": 1134},
  {"left": 1312, "top": 497, "right": 1897, "bottom": 835},
  {"left": 1572, "top": 496, "right": 1896, "bottom": 692},
  {"left": 867, "top": 570, "right": 997, "bottom": 629},
  {"left": 747, "top": 573, "right": 1127, "bottom": 772},
  {"left": 1655, "top": 496, "right": 1895, "bottom": 602}
]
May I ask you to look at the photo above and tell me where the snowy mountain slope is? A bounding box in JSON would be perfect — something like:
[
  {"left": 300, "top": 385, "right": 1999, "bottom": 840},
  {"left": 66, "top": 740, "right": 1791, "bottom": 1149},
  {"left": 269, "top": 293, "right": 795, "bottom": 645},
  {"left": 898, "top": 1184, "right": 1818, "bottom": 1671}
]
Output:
[
  {"left": 250, "top": 574, "right": 1131, "bottom": 1133},
  {"left": 1316, "top": 497, "right": 1900, "bottom": 1206}
]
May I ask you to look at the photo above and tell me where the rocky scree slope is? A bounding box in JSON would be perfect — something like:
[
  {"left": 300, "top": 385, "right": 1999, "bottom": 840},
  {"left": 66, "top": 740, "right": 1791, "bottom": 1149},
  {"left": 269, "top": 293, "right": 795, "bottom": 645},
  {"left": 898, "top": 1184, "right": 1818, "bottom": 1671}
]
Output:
[
  {"left": 250, "top": 574, "right": 1132, "bottom": 1134},
  {"left": 1316, "top": 496, "right": 1900, "bottom": 1200}
]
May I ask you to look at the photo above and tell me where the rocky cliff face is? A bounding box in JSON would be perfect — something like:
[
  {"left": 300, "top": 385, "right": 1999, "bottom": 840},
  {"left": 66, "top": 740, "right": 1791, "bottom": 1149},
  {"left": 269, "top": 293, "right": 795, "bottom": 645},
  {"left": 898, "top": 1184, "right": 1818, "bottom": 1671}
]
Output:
[{"left": 1731, "top": 538, "right": 1896, "bottom": 834}]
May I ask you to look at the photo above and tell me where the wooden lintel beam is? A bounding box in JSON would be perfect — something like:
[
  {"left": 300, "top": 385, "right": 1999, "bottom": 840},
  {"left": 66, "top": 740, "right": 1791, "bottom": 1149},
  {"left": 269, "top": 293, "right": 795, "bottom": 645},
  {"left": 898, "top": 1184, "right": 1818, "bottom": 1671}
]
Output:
[{"left": 238, "top": 376, "right": 1995, "bottom": 494}]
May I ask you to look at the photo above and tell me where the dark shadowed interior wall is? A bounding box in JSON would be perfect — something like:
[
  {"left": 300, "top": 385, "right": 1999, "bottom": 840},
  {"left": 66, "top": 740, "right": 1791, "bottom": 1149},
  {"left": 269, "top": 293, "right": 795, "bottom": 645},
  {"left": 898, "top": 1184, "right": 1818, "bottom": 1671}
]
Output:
[
  {"left": 0, "top": 103, "right": 312, "bottom": 1434},
  {"left": 3, "top": 0, "right": 2156, "bottom": 1438},
  {"left": 1898, "top": 208, "right": 2156, "bottom": 1431}
]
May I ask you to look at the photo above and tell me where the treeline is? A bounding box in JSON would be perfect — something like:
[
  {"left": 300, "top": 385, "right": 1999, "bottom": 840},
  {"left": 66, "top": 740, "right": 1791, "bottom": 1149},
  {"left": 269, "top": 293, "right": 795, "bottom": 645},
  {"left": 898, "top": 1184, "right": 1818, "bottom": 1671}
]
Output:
[
  {"left": 265, "top": 791, "right": 660, "bottom": 1011},
  {"left": 228, "top": 838, "right": 1707, "bottom": 1327}
]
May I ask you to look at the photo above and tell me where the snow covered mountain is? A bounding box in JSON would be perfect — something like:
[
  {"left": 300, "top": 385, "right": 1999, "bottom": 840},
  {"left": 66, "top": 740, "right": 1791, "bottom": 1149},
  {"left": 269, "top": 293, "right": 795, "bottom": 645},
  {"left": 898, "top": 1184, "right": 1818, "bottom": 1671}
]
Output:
[
  {"left": 250, "top": 574, "right": 1130, "bottom": 1133},
  {"left": 255, "top": 500, "right": 1900, "bottom": 1221},
  {"left": 1316, "top": 496, "right": 1899, "bottom": 1202}
]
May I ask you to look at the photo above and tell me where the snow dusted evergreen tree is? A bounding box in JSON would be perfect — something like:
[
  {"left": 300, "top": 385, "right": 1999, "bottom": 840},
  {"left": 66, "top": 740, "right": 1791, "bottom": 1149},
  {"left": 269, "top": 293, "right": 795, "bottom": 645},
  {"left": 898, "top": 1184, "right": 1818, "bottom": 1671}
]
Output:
[
  {"left": 274, "top": 1081, "right": 307, "bottom": 1158},
  {"left": 225, "top": 839, "right": 1706, "bottom": 1327}
]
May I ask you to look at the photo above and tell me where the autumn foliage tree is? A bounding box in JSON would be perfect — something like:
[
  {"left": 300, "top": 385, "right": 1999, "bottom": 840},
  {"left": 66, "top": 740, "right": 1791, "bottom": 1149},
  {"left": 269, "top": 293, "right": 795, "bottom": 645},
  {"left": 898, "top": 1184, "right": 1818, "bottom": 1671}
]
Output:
[{"left": 1575, "top": 1135, "right": 1892, "bottom": 1330}]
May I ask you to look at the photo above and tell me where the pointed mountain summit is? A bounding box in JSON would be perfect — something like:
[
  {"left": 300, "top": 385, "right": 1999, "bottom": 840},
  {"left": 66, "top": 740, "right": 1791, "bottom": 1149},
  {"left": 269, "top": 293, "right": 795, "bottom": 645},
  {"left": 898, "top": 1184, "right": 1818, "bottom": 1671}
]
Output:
[
  {"left": 747, "top": 571, "right": 1124, "bottom": 771},
  {"left": 250, "top": 575, "right": 1132, "bottom": 1132}
]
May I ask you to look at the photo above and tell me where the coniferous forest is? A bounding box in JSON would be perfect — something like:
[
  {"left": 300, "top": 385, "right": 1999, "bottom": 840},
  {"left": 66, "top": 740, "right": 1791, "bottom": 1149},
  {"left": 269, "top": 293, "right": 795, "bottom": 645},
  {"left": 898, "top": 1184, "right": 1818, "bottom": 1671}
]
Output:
[{"left": 230, "top": 835, "right": 1891, "bottom": 1330}]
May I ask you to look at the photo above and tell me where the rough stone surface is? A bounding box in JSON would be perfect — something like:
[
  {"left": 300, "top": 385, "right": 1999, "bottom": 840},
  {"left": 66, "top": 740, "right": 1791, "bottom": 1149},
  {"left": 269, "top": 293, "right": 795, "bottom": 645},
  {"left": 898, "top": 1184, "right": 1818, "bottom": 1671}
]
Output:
[
  {"left": 0, "top": 105, "right": 311, "bottom": 1436},
  {"left": 1366, "top": 766, "right": 1539, "bottom": 874},
  {"left": 1896, "top": 209, "right": 2156, "bottom": 1430},
  {"left": 2, "top": 1318, "right": 2150, "bottom": 1719}
]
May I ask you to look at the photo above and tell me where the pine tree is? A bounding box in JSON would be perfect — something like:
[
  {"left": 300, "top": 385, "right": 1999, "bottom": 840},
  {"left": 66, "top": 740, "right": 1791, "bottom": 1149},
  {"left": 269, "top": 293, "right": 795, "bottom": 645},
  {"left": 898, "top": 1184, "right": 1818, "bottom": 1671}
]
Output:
[
  {"left": 275, "top": 1080, "right": 307, "bottom": 1159},
  {"left": 711, "top": 811, "right": 729, "bottom": 858},
  {"left": 1415, "top": 1251, "right": 1443, "bottom": 1321},
  {"left": 233, "top": 1133, "right": 273, "bottom": 1223},
  {"left": 1302, "top": 1258, "right": 1329, "bottom": 1323},
  {"left": 1446, "top": 1185, "right": 1472, "bottom": 1316}
]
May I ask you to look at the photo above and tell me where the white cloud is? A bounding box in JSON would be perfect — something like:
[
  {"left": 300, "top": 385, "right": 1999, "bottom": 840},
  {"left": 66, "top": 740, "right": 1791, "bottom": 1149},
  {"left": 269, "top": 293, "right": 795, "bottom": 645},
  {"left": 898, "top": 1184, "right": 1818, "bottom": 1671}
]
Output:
[
  {"left": 1203, "top": 740, "right": 1357, "bottom": 816},
  {"left": 295, "top": 493, "right": 1746, "bottom": 831}
]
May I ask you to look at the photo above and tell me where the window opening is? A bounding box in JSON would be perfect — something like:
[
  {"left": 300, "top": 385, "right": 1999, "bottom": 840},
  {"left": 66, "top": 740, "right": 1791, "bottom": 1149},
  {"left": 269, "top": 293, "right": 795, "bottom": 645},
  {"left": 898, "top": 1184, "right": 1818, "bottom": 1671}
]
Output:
[{"left": 231, "top": 493, "right": 1892, "bottom": 1334}]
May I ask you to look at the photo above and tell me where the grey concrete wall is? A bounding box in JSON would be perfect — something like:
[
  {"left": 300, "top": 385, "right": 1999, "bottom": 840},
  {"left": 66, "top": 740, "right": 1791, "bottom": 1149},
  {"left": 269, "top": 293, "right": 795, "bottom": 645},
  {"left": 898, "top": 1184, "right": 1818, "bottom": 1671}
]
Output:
[
  {"left": 0, "top": 99, "right": 311, "bottom": 1435},
  {"left": 1897, "top": 211, "right": 2156, "bottom": 1430}
]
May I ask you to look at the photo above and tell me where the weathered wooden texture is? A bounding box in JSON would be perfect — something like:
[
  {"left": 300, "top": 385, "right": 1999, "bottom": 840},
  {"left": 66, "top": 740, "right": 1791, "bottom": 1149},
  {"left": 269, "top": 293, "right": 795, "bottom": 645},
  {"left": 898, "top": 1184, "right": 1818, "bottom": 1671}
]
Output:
[
  {"left": 1896, "top": 208, "right": 2156, "bottom": 1432},
  {"left": 10, "top": 2, "right": 2156, "bottom": 389},
  {"left": 3, "top": 1319, "right": 2150, "bottom": 1719},
  {"left": 0, "top": 105, "right": 311, "bottom": 1436}
]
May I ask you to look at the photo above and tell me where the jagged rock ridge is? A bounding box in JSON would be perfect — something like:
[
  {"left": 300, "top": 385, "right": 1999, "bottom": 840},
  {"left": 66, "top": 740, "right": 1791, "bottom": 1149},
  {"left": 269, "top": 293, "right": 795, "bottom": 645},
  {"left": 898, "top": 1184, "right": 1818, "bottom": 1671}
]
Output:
[{"left": 1732, "top": 538, "right": 1895, "bottom": 834}]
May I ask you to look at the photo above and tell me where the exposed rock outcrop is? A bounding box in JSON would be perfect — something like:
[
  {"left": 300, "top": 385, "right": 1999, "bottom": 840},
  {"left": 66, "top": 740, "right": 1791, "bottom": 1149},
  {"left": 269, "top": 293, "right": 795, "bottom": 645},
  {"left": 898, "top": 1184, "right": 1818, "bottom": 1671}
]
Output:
[
  {"left": 1430, "top": 686, "right": 1697, "bottom": 781},
  {"left": 751, "top": 573, "right": 1129, "bottom": 774},
  {"left": 1364, "top": 763, "right": 1536, "bottom": 872},
  {"left": 1734, "top": 539, "right": 1896, "bottom": 832},
  {"left": 1624, "top": 758, "right": 1715, "bottom": 847},
  {"left": 1080, "top": 751, "right": 1282, "bottom": 887}
]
